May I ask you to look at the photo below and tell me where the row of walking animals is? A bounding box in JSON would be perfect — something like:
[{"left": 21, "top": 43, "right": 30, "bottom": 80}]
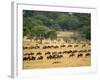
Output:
[
  {"left": 23, "top": 49, "right": 91, "bottom": 61},
  {"left": 24, "top": 38, "right": 90, "bottom": 44},
  {"left": 23, "top": 44, "right": 87, "bottom": 50}
]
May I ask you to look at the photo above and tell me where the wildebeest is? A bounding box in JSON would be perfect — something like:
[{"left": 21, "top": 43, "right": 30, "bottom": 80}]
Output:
[
  {"left": 67, "top": 50, "right": 73, "bottom": 54},
  {"left": 67, "top": 45, "right": 72, "bottom": 47},
  {"left": 36, "top": 52, "right": 42, "bottom": 55},
  {"left": 23, "top": 46, "right": 28, "bottom": 49},
  {"left": 43, "top": 46, "right": 48, "bottom": 49},
  {"left": 43, "top": 45, "right": 52, "bottom": 49},
  {"left": 52, "top": 52, "right": 57, "bottom": 55},
  {"left": 60, "top": 45, "right": 66, "bottom": 47},
  {"left": 88, "top": 49, "right": 91, "bottom": 52},
  {"left": 53, "top": 45, "right": 59, "bottom": 48},
  {"left": 23, "top": 56, "right": 29, "bottom": 61},
  {"left": 82, "top": 44, "right": 86, "bottom": 47},
  {"left": 69, "top": 53, "right": 75, "bottom": 57},
  {"left": 72, "top": 50, "right": 78, "bottom": 53},
  {"left": 58, "top": 51, "right": 62, "bottom": 54},
  {"left": 47, "top": 55, "right": 63, "bottom": 60},
  {"left": 74, "top": 44, "right": 78, "bottom": 47},
  {"left": 63, "top": 51, "right": 68, "bottom": 54},
  {"left": 79, "top": 50, "right": 87, "bottom": 53},
  {"left": 47, "top": 55, "right": 53, "bottom": 59},
  {"left": 37, "top": 56, "right": 43, "bottom": 60},
  {"left": 29, "top": 56, "right": 36, "bottom": 60},
  {"left": 77, "top": 53, "right": 83, "bottom": 58},
  {"left": 23, "top": 56, "right": 36, "bottom": 61},
  {"left": 52, "top": 61, "right": 60, "bottom": 64},
  {"left": 30, "top": 52, "right": 34, "bottom": 55},
  {"left": 85, "top": 53, "right": 91, "bottom": 56},
  {"left": 45, "top": 51, "right": 51, "bottom": 55}
]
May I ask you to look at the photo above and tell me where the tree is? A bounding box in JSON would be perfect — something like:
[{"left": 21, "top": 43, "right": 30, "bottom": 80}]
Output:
[
  {"left": 57, "top": 14, "right": 80, "bottom": 30},
  {"left": 45, "top": 30, "right": 57, "bottom": 40},
  {"left": 79, "top": 26, "right": 91, "bottom": 40}
]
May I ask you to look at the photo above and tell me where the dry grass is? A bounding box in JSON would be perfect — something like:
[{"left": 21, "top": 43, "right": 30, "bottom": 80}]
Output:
[
  {"left": 57, "top": 31, "right": 74, "bottom": 37},
  {"left": 23, "top": 31, "right": 91, "bottom": 69}
]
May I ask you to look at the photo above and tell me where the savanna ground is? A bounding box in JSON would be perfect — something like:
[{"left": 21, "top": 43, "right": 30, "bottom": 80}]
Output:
[{"left": 23, "top": 31, "right": 91, "bottom": 69}]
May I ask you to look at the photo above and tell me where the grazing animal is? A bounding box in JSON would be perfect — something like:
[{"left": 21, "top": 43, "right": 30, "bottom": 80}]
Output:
[
  {"left": 85, "top": 53, "right": 91, "bottom": 56},
  {"left": 82, "top": 44, "right": 86, "bottom": 47},
  {"left": 88, "top": 49, "right": 91, "bottom": 52},
  {"left": 67, "top": 45, "right": 72, "bottom": 47},
  {"left": 30, "top": 52, "right": 34, "bottom": 55},
  {"left": 29, "top": 56, "right": 36, "bottom": 60},
  {"left": 77, "top": 53, "right": 83, "bottom": 58},
  {"left": 46, "top": 55, "right": 63, "bottom": 60},
  {"left": 37, "top": 56, "right": 43, "bottom": 60},
  {"left": 23, "top": 57, "right": 29, "bottom": 61},
  {"left": 79, "top": 50, "right": 87, "bottom": 53},
  {"left": 69, "top": 53, "right": 74, "bottom": 57},
  {"left": 53, "top": 45, "right": 59, "bottom": 48},
  {"left": 58, "top": 51, "right": 62, "bottom": 54},
  {"left": 61, "top": 45, "right": 66, "bottom": 47},
  {"left": 52, "top": 52, "right": 57, "bottom": 55},
  {"left": 45, "top": 51, "right": 51, "bottom": 55},
  {"left": 23, "top": 47, "right": 28, "bottom": 49},
  {"left": 74, "top": 45, "right": 78, "bottom": 47},
  {"left": 43, "top": 46, "right": 47, "bottom": 49},
  {"left": 63, "top": 51, "right": 68, "bottom": 54},
  {"left": 67, "top": 50, "right": 73, "bottom": 54},
  {"left": 53, "top": 55, "right": 63, "bottom": 59},
  {"left": 52, "top": 61, "right": 60, "bottom": 64},
  {"left": 47, "top": 55, "right": 52, "bottom": 59},
  {"left": 36, "top": 52, "right": 42, "bottom": 55},
  {"left": 72, "top": 50, "right": 78, "bottom": 53}
]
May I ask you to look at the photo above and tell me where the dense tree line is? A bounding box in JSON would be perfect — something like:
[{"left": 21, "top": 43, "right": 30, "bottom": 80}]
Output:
[{"left": 23, "top": 10, "right": 91, "bottom": 40}]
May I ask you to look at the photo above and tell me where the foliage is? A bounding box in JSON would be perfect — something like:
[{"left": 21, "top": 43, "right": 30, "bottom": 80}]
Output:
[{"left": 23, "top": 10, "right": 91, "bottom": 40}]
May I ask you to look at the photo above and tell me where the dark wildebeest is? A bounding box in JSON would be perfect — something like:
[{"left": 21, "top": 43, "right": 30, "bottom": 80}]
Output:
[
  {"left": 52, "top": 61, "right": 60, "bottom": 64},
  {"left": 45, "top": 51, "right": 51, "bottom": 55},
  {"left": 23, "top": 56, "right": 29, "bottom": 61},
  {"left": 30, "top": 52, "right": 34, "bottom": 55},
  {"left": 58, "top": 51, "right": 62, "bottom": 54},
  {"left": 52, "top": 52, "right": 57, "bottom": 55},
  {"left": 72, "top": 50, "right": 78, "bottom": 54},
  {"left": 29, "top": 56, "right": 36, "bottom": 60},
  {"left": 23, "top": 47, "right": 28, "bottom": 49},
  {"left": 82, "top": 44, "right": 86, "bottom": 47},
  {"left": 67, "top": 45, "right": 72, "bottom": 47},
  {"left": 43, "top": 46, "right": 47, "bottom": 49},
  {"left": 85, "top": 53, "right": 91, "bottom": 56},
  {"left": 53, "top": 45, "right": 59, "bottom": 48},
  {"left": 69, "top": 53, "right": 75, "bottom": 57},
  {"left": 53, "top": 55, "right": 63, "bottom": 60},
  {"left": 88, "top": 49, "right": 91, "bottom": 52},
  {"left": 74, "top": 44, "right": 78, "bottom": 47},
  {"left": 67, "top": 50, "right": 73, "bottom": 54},
  {"left": 77, "top": 53, "right": 83, "bottom": 58},
  {"left": 61, "top": 45, "right": 66, "bottom": 47},
  {"left": 36, "top": 52, "right": 42, "bottom": 55},
  {"left": 79, "top": 50, "right": 87, "bottom": 53},
  {"left": 47, "top": 55, "right": 63, "bottom": 60},
  {"left": 37, "top": 56, "right": 43, "bottom": 60},
  {"left": 63, "top": 51, "right": 68, "bottom": 54},
  {"left": 47, "top": 55, "right": 53, "bottom": 60}
]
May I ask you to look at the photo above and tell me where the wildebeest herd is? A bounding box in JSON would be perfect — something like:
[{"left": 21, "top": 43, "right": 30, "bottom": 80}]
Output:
[{"left": 23, "top": 39, "right": 91, "bottom": 69}]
